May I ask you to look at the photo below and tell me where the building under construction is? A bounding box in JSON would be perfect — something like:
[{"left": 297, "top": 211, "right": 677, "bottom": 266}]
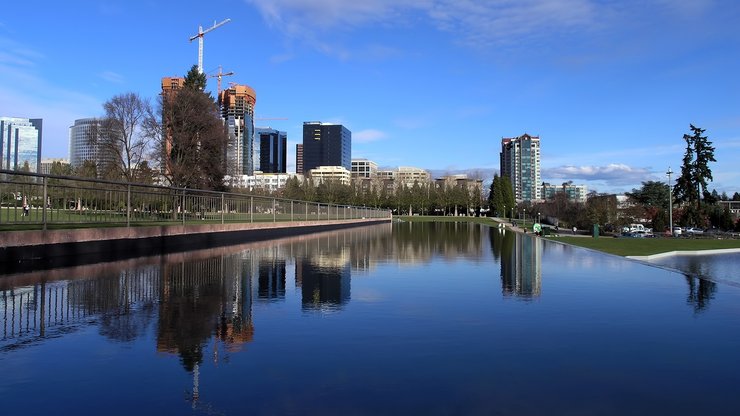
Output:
[{"left": 219, "top": 84, "right": 257, "bottom": 176}]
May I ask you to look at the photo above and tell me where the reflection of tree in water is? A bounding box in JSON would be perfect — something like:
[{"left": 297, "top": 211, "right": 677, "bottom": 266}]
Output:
[
  {"left": 679, "top": 256, "right": 717, "bottom": 313},
  {"left": 156, "top": 255, "right": 252, "bottom": 372},
  {"left": 392, "top": 221, "right": 484, "bottom": 262},
  {"left": 685, "top": 275, "right": 716, "bottom": 313}
]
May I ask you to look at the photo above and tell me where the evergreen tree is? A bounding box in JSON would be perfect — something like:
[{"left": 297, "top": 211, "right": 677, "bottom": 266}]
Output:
[
  {"left": 183, "top": 65, "right": 207, "bottom": 92},
  {"left": 674, "top": 124, "right": 716, "bottom": 210}
]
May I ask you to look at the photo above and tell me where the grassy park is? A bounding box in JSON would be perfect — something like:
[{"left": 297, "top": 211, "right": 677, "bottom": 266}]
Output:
[
  {"left": 397, "top": 215, "right": 740, "bottom": 257},
  {"left": 551, "top": 236, "right": 740, "bottom": 257}
]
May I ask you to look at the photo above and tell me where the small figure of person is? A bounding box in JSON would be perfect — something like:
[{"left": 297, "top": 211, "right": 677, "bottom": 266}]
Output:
[
  {"left": 572, "top": 226, "right": 577, "bottom": 235},
  {"left": 23, "top": 203, "right": 29, "bottom": 217}
]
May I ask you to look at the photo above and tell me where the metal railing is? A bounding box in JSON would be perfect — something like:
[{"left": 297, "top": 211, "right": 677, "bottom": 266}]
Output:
[{"left": 0, "top": 170, "right": 390, "bottom": 230}]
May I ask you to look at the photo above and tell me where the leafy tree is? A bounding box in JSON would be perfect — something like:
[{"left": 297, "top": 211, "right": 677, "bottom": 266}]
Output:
[
  {"left": 585, "top": 193, "right": 617, "bottom": 228},
  {"left": 733, "top": 192, "right": 740, "bottom": 202},
  {"left": 651, "top": 209, "right": 668, "bottom": 232},
  {"left": 627, "top": 181, "right": 669, "bottom": 209},
  {"left": 50, "top": 161, "right": 73, "bottom": 176},
  {"left": 74, "top": 160, "right": 98, "bottom": 179}
]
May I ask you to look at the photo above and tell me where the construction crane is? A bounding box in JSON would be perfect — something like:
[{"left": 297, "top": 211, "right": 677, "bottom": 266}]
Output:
[
  {"left": 208, "top": 65, "right": 234, "bottom": 96},
  {"left": 189, "top": 18, "right": 231, "bottom": 74}
]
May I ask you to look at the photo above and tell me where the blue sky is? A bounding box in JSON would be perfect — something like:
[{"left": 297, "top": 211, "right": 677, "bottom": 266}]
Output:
[{"left": 1, "top": 0, "right": 739, "bottom": 194}]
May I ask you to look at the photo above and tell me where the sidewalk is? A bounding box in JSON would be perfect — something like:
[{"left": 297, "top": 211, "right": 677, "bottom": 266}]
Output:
[{"left": 490, "top": 217, "right": 590, "bottom": 237}]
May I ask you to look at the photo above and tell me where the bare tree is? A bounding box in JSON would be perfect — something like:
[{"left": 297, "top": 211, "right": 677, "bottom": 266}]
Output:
[
  {"left": 89, "top": 92, "right": 156, "bottom": 183},
  {"left": 159, "top": 87, "right": 228, "bottom": 190}
]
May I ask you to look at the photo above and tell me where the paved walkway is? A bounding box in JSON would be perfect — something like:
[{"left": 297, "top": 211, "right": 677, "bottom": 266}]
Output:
[{"left": 490, "top": 217, "right": 590, "bottom": 237}]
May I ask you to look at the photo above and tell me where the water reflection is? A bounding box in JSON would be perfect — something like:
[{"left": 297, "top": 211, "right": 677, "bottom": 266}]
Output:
[
  {"left": 2, "top": 222, "right": 740, "bottom": 414},
  {"left": 489, "top": 228, "right": 542, "bottom": 299}
]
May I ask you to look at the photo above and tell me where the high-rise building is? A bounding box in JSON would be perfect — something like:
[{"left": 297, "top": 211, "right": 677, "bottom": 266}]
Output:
[
  {"left": 69, "top": 118, "right": 118, "bottom": 173},
  {"left": 500, "top": 133, "right": 541, "bottom": 203},
  {"left": 296, "top": 144, "right": 303, "bottom": 174},
  {"left": 301, "top": 122, "right": 351, "bottom": 173},
  {"left": 255, "top": 127, "right": 287, "bottom": 173},
  {"left": 1, "top": 117, "right": 42, "bottom": 173},
  {"left": 160, "top": 77, "right": 185, "bottom": 176},
  {"left": 220, "top": 85, "right": 257, "bottom": 176}
]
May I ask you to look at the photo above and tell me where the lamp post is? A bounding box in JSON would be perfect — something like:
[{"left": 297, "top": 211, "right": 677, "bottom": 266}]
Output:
[
  {"left": 524, "top": 208, "right": 527, "bottom": 225},
  {"left": 667, "top": 167, "right": 673, "bottom": 236},
  {"left": 503, "top": 205, "right": 506, "bottom": 221},
  {"left": 538, "top": 212, "right": 541, "bottom": 224}
]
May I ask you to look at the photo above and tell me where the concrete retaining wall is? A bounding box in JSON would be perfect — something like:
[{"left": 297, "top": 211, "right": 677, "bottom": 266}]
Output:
[{"left": 0, "top": 218, "right": 390, "bottom": 273}]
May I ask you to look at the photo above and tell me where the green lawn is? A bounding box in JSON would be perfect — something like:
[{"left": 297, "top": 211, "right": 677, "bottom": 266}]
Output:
[
  {"left": 550, "top": 236, "right": 740, "bottom": 257},
  {"left": 396, "top": 215, "right": 740, "bottom": 257}
]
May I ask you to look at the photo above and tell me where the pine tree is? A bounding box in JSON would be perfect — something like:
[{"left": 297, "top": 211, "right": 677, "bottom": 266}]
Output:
[
  {"left": 673, "top": 124, "right": 716, "bottom": 210},
  {"left": 183, "top": 65, "right": 207, "bottom": 92}
]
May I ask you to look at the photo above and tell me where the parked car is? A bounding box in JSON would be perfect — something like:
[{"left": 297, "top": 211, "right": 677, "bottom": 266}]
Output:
[
  {"left": 685, "top": 227, "right": 704, "bottom": 236},
  {"left": 673, "top": 227, "right": 682, "bottom": 237}
]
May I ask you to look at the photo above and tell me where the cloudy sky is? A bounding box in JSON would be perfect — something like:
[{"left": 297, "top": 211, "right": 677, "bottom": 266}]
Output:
[{"left": 1, "top": 0, "right": 739, "bottom": 194}]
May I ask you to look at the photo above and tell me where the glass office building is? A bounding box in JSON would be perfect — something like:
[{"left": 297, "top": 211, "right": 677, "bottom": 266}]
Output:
[{"left": 1, "top": 117, "right": 42, "bottom": 173}]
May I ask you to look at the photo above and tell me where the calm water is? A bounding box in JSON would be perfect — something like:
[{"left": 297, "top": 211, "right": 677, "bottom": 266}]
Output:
[
  {"left": 647, "top": 252, "right": 740, "bottom": 286},
  {"left": 2, "top": 222, "right": 740, "bottom": 415}
]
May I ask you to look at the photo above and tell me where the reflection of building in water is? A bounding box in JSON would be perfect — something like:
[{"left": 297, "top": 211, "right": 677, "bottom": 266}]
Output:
[
  {"left": 258, "top": 258, "right": 286, "bottom": 300},
  {"left": 297, "top": 260, "right": 351, "bottom": 310},
  {"left": 501, "top": 233, "right": 542, "bottom": 299},
  {"left": 157, "top": 253, "right": 254, "bottom": 370}
]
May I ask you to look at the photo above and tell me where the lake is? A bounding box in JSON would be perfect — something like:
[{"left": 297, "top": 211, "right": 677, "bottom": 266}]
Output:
[{"left": 2, "top": 222, "right": 740, "bottom": 415}]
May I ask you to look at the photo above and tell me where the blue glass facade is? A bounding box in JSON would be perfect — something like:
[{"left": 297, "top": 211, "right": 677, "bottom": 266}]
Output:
[
  {"left": 0, "top": 117, "right": 42, "bottom": 173},
  {"left": 301, "top": 122, "right": 351, "bottom": 173},
  {"left": 256, "top": 127, "right": 287, "bottom": 173}
]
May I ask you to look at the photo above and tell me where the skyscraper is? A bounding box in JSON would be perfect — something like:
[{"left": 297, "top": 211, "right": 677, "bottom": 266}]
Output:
[
  {"left": 220, "top": 84, "right": 257, "bottom": 176},
  {"left": 255, "top": 127, "right": 287, "bottom": 173},
  {"left": 69, "top": 118, "right": 118, "bottom": 172},
  {"left": 301, "top": 122, "right": 351, "bottom": 173},
  {"left": 500, "top": 133, "right": 541, "bottom": 203},
  {"left": 296, "top": 144, "right": 303, "bottom": 175},
  {"left": 1, "top": 117, "right": 42, "bottom": 173}
]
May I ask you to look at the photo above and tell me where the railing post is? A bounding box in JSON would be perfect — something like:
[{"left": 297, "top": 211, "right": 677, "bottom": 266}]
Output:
[
  {"left": 127, "top": 184, "right": 132, "bottom": 227},
  {"left": 291, "top": 201, "right": 294, "bottom": 222},
  {"left": 305, "top": 203, "right": 308, "bottom": 221},
  {"left": 181, "top": 190, "right": 186, "bottom": 225},
  {"left": 273, "top": 198, "right": 276, "bottom": 222},
  {"left": 250, "top": 196, "right": 253, "bottom": 223},
  {"left": 317, "top": 204, "right": 320, "bottom": 221},
  {"left": 221, "top": 193, "right": 225, "bottom": 224},
  {"left": 42, "top": 176, "right": 48, "bottom": 231}
]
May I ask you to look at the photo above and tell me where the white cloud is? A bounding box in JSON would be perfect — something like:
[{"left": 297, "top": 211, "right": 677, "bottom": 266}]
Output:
[
  {"left": 99, "top": 70, "right": 124, "bottom": 84},
  {"left": 543, "top": 163, "right": 655, "bottom": 186},
  {"left": 245, "top": 0, "right": 603, "bottom": 48},
  {"left": 354, "top": 129, "right": 388, "bottom": 143}
]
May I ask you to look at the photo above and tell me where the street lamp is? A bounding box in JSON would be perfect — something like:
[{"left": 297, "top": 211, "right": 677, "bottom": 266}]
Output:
[
  {"left": 524, "top": 208, "right": 527, "bottom": 224},
  {"left": 538, "top": 212, "right": 541, "bottom": 224},
  {"left": 667, "top": 167, "right": 673, "bottom": 236}
]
